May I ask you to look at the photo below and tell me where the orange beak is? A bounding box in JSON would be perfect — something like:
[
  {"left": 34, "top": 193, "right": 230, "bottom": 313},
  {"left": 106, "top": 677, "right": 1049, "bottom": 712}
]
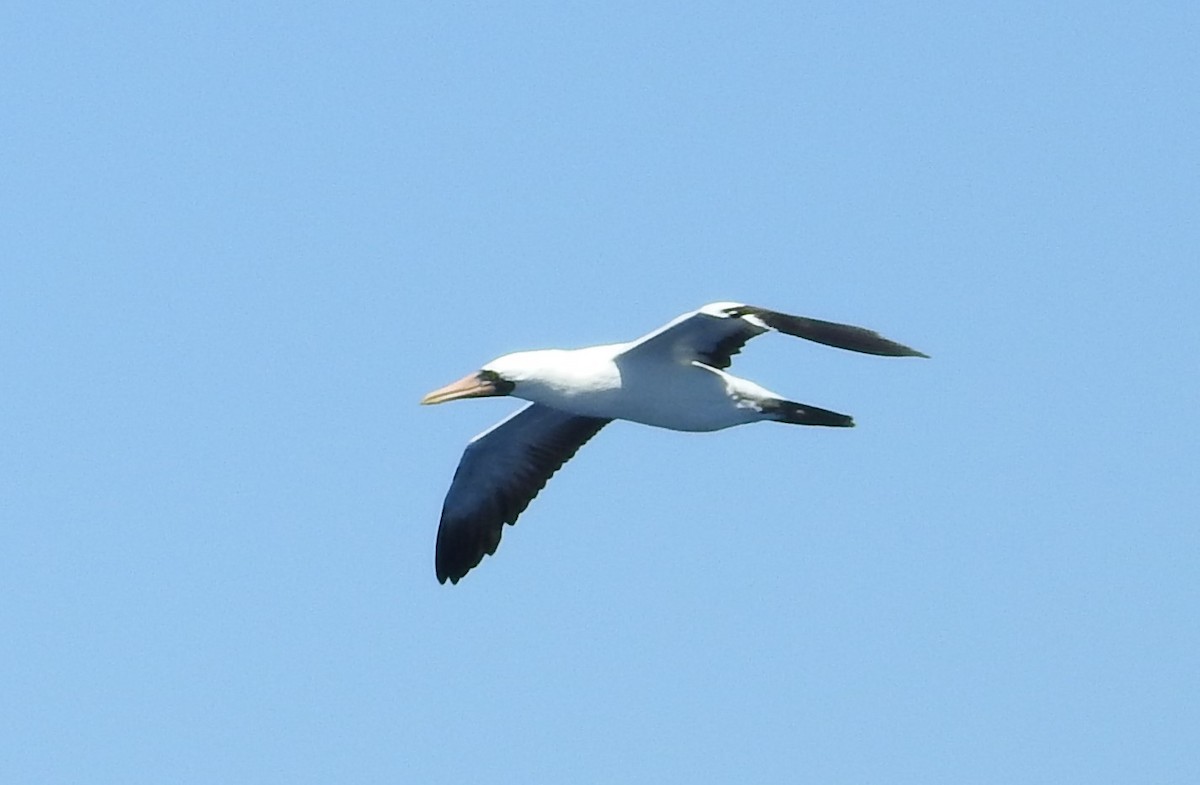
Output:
[{"left": 421, "top": 372, "right": 508, "bottom": 405}]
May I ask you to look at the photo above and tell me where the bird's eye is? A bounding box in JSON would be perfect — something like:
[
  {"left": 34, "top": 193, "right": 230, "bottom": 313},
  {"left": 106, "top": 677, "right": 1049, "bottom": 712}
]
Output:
[{"left": 479, "top": 369, "right": 516, "bottom": 393}]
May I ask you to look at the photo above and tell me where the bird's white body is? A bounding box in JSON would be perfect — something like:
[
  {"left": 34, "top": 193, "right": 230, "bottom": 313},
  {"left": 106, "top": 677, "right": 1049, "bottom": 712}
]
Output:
[{"left": 488, "top": 344, "right": 779, "bottom": 432}]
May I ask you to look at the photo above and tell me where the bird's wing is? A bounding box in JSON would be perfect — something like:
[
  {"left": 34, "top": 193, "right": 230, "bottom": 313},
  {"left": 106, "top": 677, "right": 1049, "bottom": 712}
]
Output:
[
  {"left": 435, "top": 403, "right": 610, "bottom": 584},
  {"left": 621, "top": 301, "right": 928, "bottom": 369}
]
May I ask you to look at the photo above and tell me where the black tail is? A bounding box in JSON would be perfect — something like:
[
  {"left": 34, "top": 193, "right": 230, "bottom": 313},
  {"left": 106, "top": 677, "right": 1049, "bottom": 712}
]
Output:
[{"left": 760, "top": 398, "right": 855, "bottom": 427}]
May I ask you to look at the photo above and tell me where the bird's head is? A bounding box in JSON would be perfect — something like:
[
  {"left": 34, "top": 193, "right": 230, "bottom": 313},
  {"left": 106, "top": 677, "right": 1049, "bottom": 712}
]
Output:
[{"left": 420, "top": 352, "right": 544, "bottom": 405}]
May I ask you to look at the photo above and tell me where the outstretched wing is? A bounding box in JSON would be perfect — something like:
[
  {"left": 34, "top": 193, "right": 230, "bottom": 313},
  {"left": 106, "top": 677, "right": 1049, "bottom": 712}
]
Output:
[
  {"left": 435, "top": 403, "right": 610, "bottom": 584},
  {"left": 622, "top": 301, "right": 928, "bottom": 369}
]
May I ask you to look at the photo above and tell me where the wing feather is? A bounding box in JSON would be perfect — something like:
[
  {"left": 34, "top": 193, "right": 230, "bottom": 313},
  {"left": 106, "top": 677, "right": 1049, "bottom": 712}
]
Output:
[
  {"left": 737, "top": 307, "right": 929, "bottom": 358},
  {"left": 435, "top": 404, "right": 610, "bottom": 584},
  {"left": 621, "top": 302, "right": 927, "bottom": 367}
]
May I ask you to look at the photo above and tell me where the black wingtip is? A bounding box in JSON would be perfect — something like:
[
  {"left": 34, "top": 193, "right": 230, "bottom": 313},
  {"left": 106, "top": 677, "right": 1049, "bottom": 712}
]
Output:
[{"left": 748, "top": 307, "right": 928, "bottom": 359}]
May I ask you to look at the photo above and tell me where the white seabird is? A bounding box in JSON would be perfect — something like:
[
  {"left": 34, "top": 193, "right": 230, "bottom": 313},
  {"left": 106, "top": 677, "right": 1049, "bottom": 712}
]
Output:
[{"left": 422, "top": 301, "right": 927, "bottom": 584}]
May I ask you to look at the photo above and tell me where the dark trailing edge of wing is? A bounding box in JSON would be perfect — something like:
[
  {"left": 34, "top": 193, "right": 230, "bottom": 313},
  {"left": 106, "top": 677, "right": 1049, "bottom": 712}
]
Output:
[
  {"left": 435, "top": 406, "right": 610, "bottom": 584},
  {"left": 696, "top": 326, "right": 760, "bottom": 369},
  {"left": 726, "top": 305, "right": 929, "bottom": 358}
]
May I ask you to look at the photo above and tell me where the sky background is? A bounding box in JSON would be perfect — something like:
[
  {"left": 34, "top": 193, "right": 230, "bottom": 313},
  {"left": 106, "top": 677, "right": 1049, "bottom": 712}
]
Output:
[{"left": 3, "top": 2, "right": 1198, "bottom": 783}]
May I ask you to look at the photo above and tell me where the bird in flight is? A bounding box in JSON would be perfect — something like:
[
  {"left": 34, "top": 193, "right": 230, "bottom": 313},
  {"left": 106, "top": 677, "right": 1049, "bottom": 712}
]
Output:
[{"left": 422, "top": 302, "right": 927, "bottom": 584}]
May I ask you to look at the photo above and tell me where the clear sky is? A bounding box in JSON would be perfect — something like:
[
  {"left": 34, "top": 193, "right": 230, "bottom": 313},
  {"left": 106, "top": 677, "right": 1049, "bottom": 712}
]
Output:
[{"left": 3, "top": 3, "right": 1197, "bottom": 783}]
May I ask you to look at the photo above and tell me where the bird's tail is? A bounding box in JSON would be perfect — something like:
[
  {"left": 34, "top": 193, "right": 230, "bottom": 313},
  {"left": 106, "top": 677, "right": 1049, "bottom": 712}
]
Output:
[{"left": 760, "top": 398, "right": 855, "bottom": 427}]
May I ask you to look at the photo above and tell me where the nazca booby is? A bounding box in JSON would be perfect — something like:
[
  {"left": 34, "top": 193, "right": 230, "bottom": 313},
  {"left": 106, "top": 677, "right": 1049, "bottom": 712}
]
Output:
[{"left": 422, "top": 302, "right": 927, "bottom": 584}]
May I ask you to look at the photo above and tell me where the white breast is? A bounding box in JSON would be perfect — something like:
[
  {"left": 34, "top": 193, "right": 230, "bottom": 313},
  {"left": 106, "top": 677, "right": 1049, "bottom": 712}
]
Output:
[{"left": 512, "top": 346, "right": 774, "bottom": 432}]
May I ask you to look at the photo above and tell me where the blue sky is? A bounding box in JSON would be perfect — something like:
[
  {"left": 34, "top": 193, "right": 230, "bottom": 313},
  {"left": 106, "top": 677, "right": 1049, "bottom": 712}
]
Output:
[{"left": 3, "top": 2, "right": 1197, "bottom": 782}]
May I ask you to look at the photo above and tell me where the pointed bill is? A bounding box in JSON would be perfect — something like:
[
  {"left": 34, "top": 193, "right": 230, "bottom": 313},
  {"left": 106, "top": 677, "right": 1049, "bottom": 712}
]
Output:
[{"left": 421, "top": 373, "right": 508, "bottom": 405}]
